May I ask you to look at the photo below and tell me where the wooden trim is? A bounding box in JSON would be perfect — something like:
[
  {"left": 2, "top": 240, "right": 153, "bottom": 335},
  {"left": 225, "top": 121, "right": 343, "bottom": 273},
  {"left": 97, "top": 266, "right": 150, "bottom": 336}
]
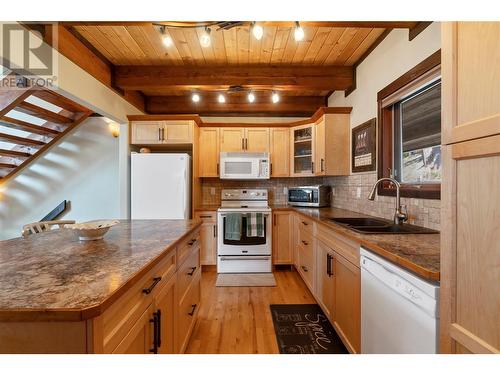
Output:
[
  {"left": 345, "top": 29, "right": 392, "bottom": 97},
  {"left": 0, "top": 116, "right": 60, "bottom": 136},
  {"left": 441, "top": 22, "right": 457, "bottom": 145},
  {"left": 449, "top": 324, "right": 500, "bottom": 354},
  {"left": 451, "top": 134, "right": 500, "bottom": 160},
  {"left": 409, "top": 22, "right": 433, "bottom": 41},
  {"left": 0, "top": 132, "right": 46, "bottom": 147},
  {"left": 451, "top": 115, "right": 500, "bottom": 144}
]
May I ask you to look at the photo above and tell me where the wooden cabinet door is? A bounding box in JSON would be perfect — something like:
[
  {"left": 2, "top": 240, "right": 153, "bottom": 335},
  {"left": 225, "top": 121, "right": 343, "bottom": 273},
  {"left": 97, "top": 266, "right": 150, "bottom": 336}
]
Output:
[
  {"left": 245, "top": 128, "right": 270, "bottom": 152},
  {"left": 112, "top": 304, "right": 154, "bottom": 354},
  {"left": 164, "top": 121, "right": 193, "bottom": 143},
  {"left": 220, "top": 128, "right": 245, "bottom": 152},
  {"left": 155, "top": 276, "right": 176, "bottom": 354},
  {"left": 333, "top": 253, "right": 360, "bottom": 354},
  {"left": 272, "top": 211, "right": 292, "bottom": 264},
  {"left": 131, "top": 121, "right": 163, "bottom": 145},
  {"left": 441, "top": 140, "right": 500, "bottom": 354},
  {"left": 199, "top": 128, "right": 220, "bottom": 177},
  {"left": 199, "top": 222, "right": 217, "bottom": 265},
  {"left": 270, "top": 128, "right": 290, "bottom": 177},
  {"left": 315, "top": 240, "right": 335, "bottom": 319},
  {"left": 315, "top": 118, "right": 326, "bottom": 176},
  {"left": 290, "top": 123, "right": 315, "bottom": 176},
  {"left": 442, "top": 22, "right": 500, "bottom": 144},
  {"left": 292, "top": 214, "right": 300, "bottom": 268}
]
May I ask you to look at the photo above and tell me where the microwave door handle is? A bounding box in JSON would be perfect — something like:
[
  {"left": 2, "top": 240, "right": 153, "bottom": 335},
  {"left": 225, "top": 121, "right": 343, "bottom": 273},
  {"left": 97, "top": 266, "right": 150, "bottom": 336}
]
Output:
[{"left": 307, "top": 190, "right": 313, "bottom": 202}]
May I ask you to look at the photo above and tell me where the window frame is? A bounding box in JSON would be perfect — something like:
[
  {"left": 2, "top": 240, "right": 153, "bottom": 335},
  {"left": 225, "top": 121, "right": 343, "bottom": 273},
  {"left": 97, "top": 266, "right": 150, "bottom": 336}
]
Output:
[{"left": 377, "top": 50, "right": 441, "bottom": 200}]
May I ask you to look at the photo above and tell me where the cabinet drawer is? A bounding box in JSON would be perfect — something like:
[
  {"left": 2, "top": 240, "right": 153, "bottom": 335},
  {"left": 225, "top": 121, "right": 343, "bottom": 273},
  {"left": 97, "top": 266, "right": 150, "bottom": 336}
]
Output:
[
  {"left": 316, "top": 223, "right": 360, "bottom": 266},
  {"left": 176, "top": 271, "right": 201, "bottom": 353},
  {"left": 298, "top": 243, "right": 314, "bottom": 291},
  {"left": 101, "top": 249, "right": 176, "bottom": 353},
  {"left": 177, "top": 247, "right": 200, "bottom": 302},
  {"left": 177, "top": 229, "right": 200, "bottom": 267},
  {"left": 298, "top": 228, "right": 313, "bottom": 251},
  {"left": 298, "top": 216, "right": 314, "bottom": 234},
  {"left": 194, "top": 211, "right": 216, "bottom": 223}
]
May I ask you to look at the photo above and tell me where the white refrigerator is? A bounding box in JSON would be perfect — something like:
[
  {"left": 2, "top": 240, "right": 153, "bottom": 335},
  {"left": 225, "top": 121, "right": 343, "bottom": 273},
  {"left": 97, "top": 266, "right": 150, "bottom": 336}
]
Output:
[{"left": 131, "top": 153, "right": 191, "bottom": 219}]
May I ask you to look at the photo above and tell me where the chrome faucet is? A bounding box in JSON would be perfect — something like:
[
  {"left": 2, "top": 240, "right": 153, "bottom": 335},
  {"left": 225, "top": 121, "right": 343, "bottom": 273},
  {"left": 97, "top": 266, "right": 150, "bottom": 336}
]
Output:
[{"left": 368, "top": 177, "right": 408, "bottom": 225}]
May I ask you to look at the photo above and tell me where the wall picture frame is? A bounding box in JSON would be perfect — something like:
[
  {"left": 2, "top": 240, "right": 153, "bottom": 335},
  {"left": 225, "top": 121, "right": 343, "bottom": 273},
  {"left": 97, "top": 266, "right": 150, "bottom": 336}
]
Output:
[{"left": 352, "top": 118, "right": 376, "bottom": 173}]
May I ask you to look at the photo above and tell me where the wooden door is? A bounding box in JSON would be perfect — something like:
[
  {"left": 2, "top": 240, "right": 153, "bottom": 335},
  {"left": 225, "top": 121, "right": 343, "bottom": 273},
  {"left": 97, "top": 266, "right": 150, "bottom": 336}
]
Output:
[
  {"left": 112, "top": 304, "right": 154, "bottom": 354},
  {"left": 199, "top": 128, "right": 220, "bottom": 177},
  {"left": 315, "top": 240, "right": 335, "bottom": 319},
  {"left": 245, "top": 128, "right": 270, "bottom": 152},
  {"left": 270, "top": 128, "right": 290, "bottom": 177},
  {"left": 272, "top": 211, "right": 293, "bottom": 264},
  {"left": 290, "top": 123, "right": 315, "bottom": 176},
  {"left": 315, "top": 118, "right": 326, "bottom": 176},
  {"left": 442, "top": 22, "right": 500, "bottom": 144},
  {"left": 333, "top": 253, "right": 360, "bottom": 353},
  {"left": 131, "top": 121, "right": 163, "bottom": 145},
  {"left": 155, "top": 276, "right": 176, "bottom": 354},
  {"left": 220, "top": 128, "right": 245, "bottom": 152},
  {"left": 164, "top": 121, "right": 193, "bottom": 143}
]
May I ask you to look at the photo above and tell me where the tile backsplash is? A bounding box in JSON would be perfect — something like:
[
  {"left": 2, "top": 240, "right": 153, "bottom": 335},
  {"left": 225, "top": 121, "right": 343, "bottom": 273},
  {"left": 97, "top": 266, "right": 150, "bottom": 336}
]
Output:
[{"left": 200, "top": 171, "right": 440, "bottom": 230}]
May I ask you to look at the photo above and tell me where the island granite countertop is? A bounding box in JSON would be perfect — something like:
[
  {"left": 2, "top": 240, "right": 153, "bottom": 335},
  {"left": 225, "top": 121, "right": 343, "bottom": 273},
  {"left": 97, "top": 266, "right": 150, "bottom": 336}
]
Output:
[{"left": 0, "top": 220, "right": 201, "bottom": 321}]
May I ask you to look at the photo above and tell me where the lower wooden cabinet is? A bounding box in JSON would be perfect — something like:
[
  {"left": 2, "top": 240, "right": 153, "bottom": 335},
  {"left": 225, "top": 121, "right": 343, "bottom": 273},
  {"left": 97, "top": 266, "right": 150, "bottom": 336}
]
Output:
[
  {"left": 195, "top": 211, "right": 217, "bottom": 265},
  {"left": 176, "top": 270, "right": 201, "bottom": 353},
  {"left": 272, "top": 211, "right": 293, "bottom": 264},
  {"left": 112, "top": 304, "right": 155, "bottom": 354},
  {"left": 155, "top": 276, "right": 176, "bottom": 354},
  {"left": 315, "top": 239, "right": 335, "bottom": 319},
  {"left": 332, "top": 252, "right": 361, "bottom": 353}
]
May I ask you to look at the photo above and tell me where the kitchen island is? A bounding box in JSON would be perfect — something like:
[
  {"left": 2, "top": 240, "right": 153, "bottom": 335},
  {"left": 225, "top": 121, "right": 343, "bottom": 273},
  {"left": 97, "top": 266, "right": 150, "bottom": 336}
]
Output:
[{"left": 0, "top": 220, "right": 202, "bottom": 354}]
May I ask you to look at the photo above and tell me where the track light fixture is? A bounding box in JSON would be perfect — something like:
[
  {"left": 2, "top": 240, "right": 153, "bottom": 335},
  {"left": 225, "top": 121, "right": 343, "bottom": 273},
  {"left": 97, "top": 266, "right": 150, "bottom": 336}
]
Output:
[
  {"left": 218, "top": 93, "right": 226, "bottom": 103},
  {"left": 252, "top": 22, "right": 263, "bottom": 40},
  {"left": 272, "top": 92, "right": 280, "bottom": 103},
  {"left": 200, "top": 27, "right": 211, "bottom": 48},
  {"left": 191, "top": 93, "right": 200, "bottom": 103},
  {"left": 294, "top": 22, "right": 304, "bottom": 41},
  {"left": 160, "top": 26, "right": 173, "bottom": 47},
  {"left": 247, "top": 92, "right": 256, "bottom": 103}
]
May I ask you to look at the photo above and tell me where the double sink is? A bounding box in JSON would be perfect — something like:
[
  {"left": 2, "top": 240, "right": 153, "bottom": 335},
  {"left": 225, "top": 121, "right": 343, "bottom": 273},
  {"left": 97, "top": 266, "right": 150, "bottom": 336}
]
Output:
[{"left": 329, "top": 217, "right": 439, "bottom": 234}]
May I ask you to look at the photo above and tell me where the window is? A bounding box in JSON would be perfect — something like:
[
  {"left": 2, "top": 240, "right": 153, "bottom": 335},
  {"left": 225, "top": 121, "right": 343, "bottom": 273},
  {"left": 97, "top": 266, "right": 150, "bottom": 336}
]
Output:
[{"left": 377, "top": 51, "right": 441, "bottom": 199}]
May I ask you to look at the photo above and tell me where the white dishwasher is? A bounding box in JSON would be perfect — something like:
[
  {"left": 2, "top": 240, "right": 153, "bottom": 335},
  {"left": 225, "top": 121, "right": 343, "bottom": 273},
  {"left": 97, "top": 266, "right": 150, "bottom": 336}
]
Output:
[{"left": 360, "top": 247, "right": 439, "bottom": 353}]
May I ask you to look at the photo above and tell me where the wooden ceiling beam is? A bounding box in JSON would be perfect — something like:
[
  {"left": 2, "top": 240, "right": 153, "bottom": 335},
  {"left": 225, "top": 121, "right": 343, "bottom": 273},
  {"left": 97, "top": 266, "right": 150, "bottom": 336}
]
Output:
[
  {"left": 146, "top": 95, "right": 326, "bottom": 117},
  {"left": 115, "top": 65, "right": 354, "bottom": 91}
]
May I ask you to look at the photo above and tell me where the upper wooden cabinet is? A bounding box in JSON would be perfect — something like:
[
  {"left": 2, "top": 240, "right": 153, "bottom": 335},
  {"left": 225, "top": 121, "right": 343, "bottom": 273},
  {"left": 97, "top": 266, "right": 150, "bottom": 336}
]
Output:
[
  {"left": 442, "top": 22, "right": 500, "bottom": 145},
  {"left": 314, "top": 114, "right": 350, "bottom": 176},
  {"left": 219, "top": 127, "right": 269, "bottom": 153},
  {"left": 290, "top": 123, "right": 315, "bottom": 176},
  {"left": 270, "top": 128, "right": 290, "bottom": 177},
  {"left": 199, "top": 128, "right": 220, "bottom": 177},
  {"left": 131, "top": 121, "right": 193, "bottom": 145}
]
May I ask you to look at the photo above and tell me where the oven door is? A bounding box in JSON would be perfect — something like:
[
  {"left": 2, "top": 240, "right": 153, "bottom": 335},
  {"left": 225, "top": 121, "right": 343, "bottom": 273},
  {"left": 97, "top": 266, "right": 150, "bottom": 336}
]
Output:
[{"left": 217, "top": 212, "right": 271, "bottom": 255}]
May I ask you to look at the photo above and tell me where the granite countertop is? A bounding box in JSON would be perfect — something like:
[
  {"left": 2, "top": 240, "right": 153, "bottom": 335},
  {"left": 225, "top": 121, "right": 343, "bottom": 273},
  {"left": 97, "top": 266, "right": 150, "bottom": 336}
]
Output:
[
  {"left": 0, "top": 220, "right": 201, "bottom": 321},
  {"left": 272, "top": 205, "right": 440, "bottom": 282}
]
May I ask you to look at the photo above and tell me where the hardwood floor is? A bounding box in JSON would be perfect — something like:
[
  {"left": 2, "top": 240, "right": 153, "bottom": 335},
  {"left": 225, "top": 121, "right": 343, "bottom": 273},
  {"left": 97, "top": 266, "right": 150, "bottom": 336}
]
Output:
[{"left": 185, "top": 267, "right": 316, "bottom": 354}]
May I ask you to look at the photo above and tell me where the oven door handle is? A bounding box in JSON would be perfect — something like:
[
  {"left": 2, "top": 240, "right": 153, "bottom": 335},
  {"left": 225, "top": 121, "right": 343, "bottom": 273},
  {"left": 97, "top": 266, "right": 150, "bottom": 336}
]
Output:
[
  {"left": 219, "top": 256, "right": 271, "bottom": 261},
  {"left": 219, "top": 213, "right": 270, "bottom": 217}
]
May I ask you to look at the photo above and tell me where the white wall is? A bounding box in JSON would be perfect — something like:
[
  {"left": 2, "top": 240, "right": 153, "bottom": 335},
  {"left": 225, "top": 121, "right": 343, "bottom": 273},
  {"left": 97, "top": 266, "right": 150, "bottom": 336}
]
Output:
[{"left": 0, "top": 117, "right": 120, "bottom": 239}]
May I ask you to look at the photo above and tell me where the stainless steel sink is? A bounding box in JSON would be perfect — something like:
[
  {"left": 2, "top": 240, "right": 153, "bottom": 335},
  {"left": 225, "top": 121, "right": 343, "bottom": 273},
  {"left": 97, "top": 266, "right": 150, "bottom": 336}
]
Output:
[{"left": 329, "top": 217, "right": 439, "bottom": 234}]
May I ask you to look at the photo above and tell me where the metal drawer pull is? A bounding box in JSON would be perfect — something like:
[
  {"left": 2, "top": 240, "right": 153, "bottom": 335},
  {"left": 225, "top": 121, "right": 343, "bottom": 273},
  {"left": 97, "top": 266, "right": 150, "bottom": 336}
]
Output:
[
  {"left": 301, "top": 221, "right": 309, "bottom": 226},
  {"left": 301, "top": 265, "right": 308, "bottom": 272},
  {"left": 142, "top": 276, "right": 162, "bottom": 295},
  {"left": 199, "top": 215, "right": 212, "bottom": 218},
  {"left": 187, "top": 266, "right": 197, "bottom": 276},
  {"left": 326, "top": 253, "right": 334, "bottom": 277},
  {"left": 188, "top": 304, "right": 197, "bottom": 316},
  {"left": 188, "top": 238, "right": 197, "bottom": 246},
  {"left": 301, "top": 240, "right": 308, "bottom": 246}
]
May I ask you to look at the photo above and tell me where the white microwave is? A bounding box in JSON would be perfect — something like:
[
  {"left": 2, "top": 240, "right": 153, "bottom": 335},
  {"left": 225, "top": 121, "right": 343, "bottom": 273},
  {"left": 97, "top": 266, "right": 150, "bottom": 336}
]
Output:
[{"left": 219, "top": 152, "right": 270, "bottom": 180}]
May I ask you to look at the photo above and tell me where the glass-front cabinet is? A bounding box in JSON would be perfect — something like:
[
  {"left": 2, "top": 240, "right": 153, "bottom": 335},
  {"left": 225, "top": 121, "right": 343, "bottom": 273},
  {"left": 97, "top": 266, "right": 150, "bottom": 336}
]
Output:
[{"left": 291, "top": 123, "right": 315, "bottom": 176}]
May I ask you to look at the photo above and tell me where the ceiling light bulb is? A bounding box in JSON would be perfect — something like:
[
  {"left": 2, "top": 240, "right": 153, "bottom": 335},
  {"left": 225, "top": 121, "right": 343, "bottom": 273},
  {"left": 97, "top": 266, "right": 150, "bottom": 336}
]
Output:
[
  {"left": 252, "top": 23, "right": 263, "bottom": 40},
  {"left": 294, "top": 22, "right": 304, "bottom": 41},
  {"left": 162, "top": 34, "right": 172, "bottom": 47},
  {"left": 200, "top": 28, "right": 211, "bottom": 48},
  {"left": 218, "top": 94, "right": 226, "bottom": 103},
  {"left": 272, "top": 92, "right": 280, "bottom": 103},
  {"left": 192, "top": 93, "right": 200, "bottom": 103},
  {"left": 248, "top": 92, "right": 255, "bottom": 103}
]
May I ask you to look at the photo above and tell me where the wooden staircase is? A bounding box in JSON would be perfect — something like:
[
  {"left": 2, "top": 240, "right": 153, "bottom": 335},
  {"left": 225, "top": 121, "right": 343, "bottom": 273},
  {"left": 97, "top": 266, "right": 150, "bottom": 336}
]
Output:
[{"left": 0, "top": 77, "right": 93, "bottom": 182}]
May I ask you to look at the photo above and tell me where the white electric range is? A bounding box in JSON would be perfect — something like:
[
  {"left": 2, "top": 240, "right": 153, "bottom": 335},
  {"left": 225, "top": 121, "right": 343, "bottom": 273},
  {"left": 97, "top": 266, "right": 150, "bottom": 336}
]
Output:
[{"left": 217, "top": 189, "right": 272, "bottom": 273}]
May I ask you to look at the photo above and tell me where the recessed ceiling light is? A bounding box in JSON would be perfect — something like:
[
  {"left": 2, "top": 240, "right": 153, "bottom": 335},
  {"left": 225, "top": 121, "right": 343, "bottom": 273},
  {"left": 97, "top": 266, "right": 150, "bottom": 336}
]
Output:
[
  {"left": 294, "top": 22, "right": 304, "bottom": 42},
  {"left": 192, "top": 93, "right": 200, "bottom": 103},
  {"left": 252, "top": 23, "right": 263, "bottom": 40},
  {"left": 218, "top": 93, "right": 226, "bottom": 103},
  {"left": 160, "top": 26, "right": 173, "bottom": 47},
  {"left": 272, "top": 92, "right": 280, "bottom": 103},
  {"left": 248, "top": 92, "right": 255, "bottom": 103},
  {"left": 200, "top": 27, "right": 211, "bottom": 48}
]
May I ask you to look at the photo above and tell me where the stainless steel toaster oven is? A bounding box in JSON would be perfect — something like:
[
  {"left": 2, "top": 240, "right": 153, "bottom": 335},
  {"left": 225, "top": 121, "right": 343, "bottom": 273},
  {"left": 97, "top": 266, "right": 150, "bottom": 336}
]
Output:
[{"left": 287, "top": 185, "right": 331, "bottom": 207}]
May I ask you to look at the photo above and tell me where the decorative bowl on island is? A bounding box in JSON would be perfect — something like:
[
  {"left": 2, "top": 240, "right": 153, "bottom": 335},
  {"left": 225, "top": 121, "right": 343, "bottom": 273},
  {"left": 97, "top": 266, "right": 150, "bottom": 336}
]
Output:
[{"left": 67, "top": 220, "right": 120, "bottom": 241}]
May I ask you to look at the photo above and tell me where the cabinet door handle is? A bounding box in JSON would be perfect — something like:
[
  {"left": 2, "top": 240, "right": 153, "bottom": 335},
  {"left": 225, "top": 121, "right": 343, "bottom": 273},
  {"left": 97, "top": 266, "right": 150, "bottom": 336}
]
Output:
[
  {"left": 301, "top": 240, "right": 308, "bottom": 246},
  {"left": 270, "top": 163, "right": 273, "bottom": 176},
  {"left": 187, "top": 266, "right": 197, "bottom": 276},
  {"left": 158, "top": 128, "right": 161, "bottom": 141},
  {"left": 311, "top": 161, "right": 315, "bottom": 174},
  {"left": 321, "top": 158, "right": 324, "bottom": 172},
  {"left": 301, "top": 221, "right": 308, "bottom": 226},
  {"left": 327, "top": 253, "right": 333, "bottom": 277},
  {"left": 149, "top": 312, "right": 159, "bottom": 354},
  {"left": 188, "top": 238, "right": 197, "bottom": 246},
  {"left": 188, "top": 304, "right": 197, "bottom": 316},
  {"left": 216, "top": 163, "right": 219, "bottom": 175},
  {"left": 301, "top": 265, "right": 308, "bottom": 273},
  {"left": 242, "top": 138, "right": 245, "bottom": 150},
  {"left": 273, "top": 214, "right": 276, "bottom": 226},
  {"left": 142, "top": 277, "right": 162, "bottom": 295},
  {"left": 245, "top": 138, "right": 248, "bottom": 150},
  {"left": 213, "top": 225, "right": 217, "bottom": 237},
  {"left": 161, "top": 128, "right": 165, "bottom": 141}
]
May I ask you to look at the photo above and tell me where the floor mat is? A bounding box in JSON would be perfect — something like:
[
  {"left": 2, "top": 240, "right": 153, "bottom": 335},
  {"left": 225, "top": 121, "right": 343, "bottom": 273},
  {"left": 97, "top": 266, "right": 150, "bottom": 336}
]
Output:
[
  {"left": 270, "top": 304, "right": 349, "bottom": 354},
  {"left": 216, "top": 273, "right": 277, "bottom": 287}
]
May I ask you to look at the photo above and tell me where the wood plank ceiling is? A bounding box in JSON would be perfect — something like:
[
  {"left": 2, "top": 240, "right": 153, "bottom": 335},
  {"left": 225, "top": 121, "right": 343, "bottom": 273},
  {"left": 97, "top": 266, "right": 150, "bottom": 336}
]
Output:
[{"left": 55, "top": 22, "right": 421, "bottom": 116}]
